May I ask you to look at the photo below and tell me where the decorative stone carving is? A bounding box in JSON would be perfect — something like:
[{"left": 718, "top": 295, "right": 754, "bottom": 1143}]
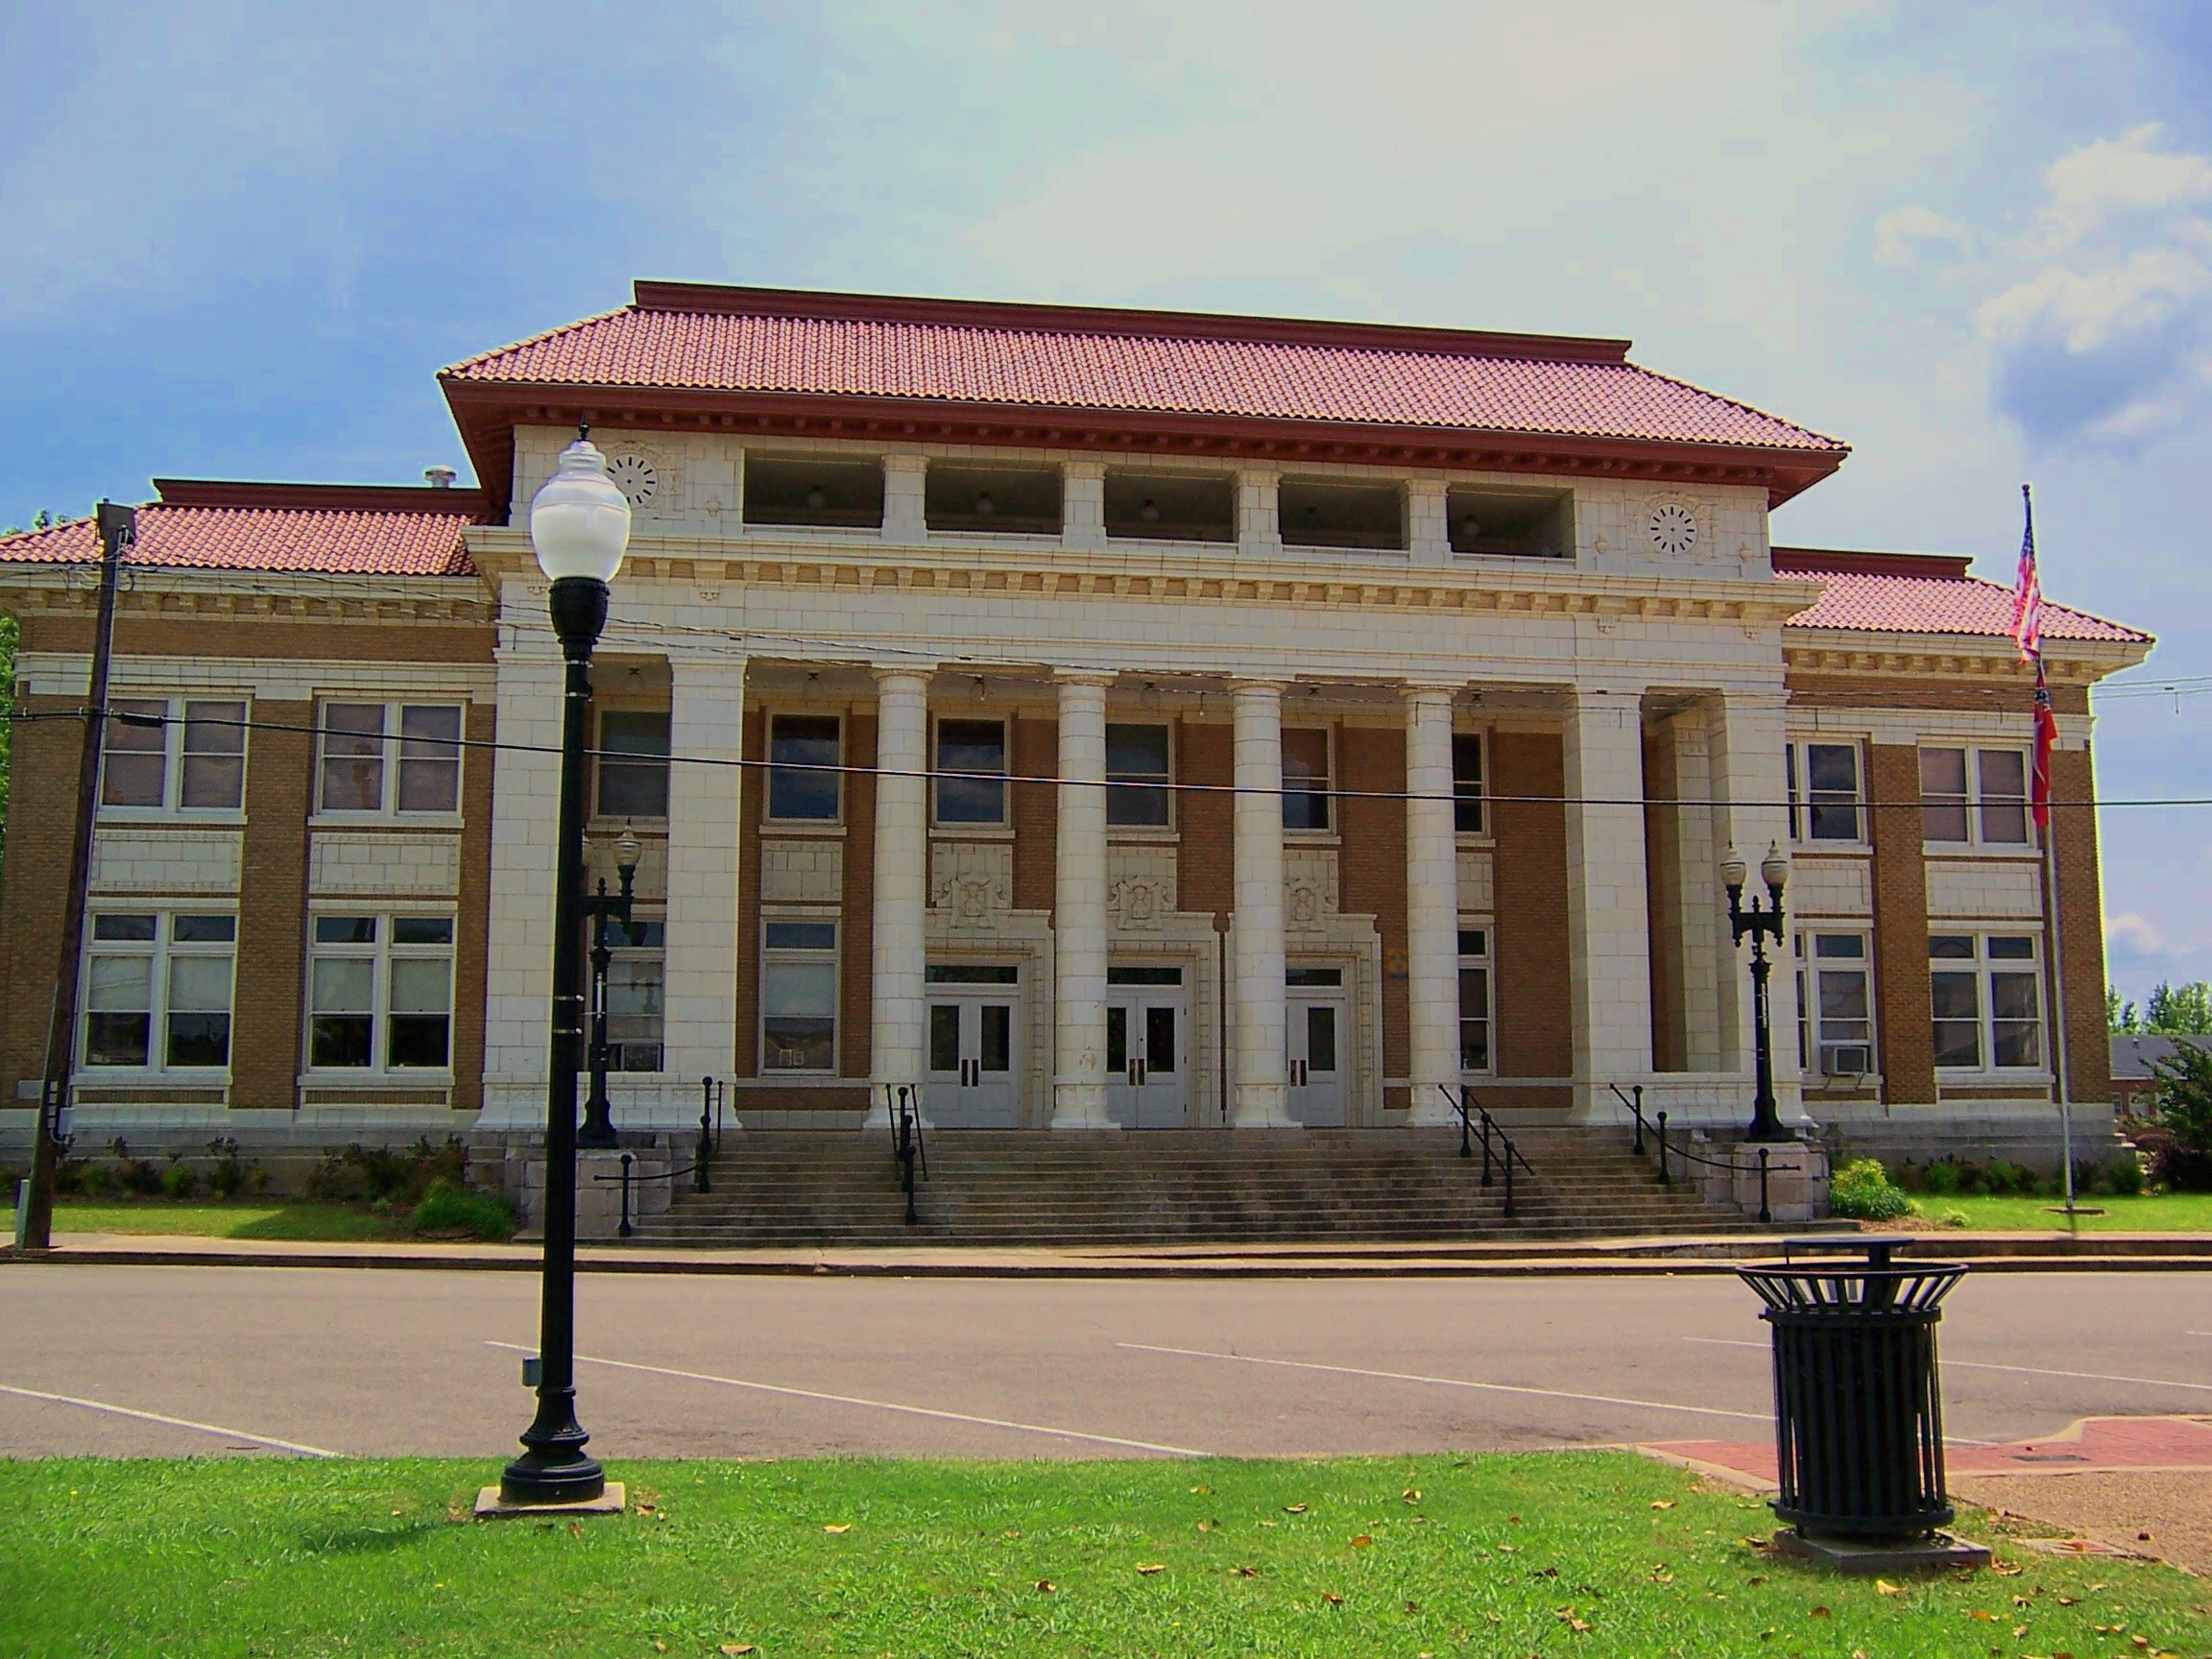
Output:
[
  {"left": 1106, "top": 845, "right": 1178, "bottom": 932},
  {"left": 929, "top": 841, "right": 1013, "bottom": 929},
  {"left": 1284, "top": 847, "right": 1339, "bottom": 933}
]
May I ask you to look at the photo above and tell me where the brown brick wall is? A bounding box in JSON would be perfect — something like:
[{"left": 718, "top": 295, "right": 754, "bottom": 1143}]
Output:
[
  {"left": 2049, "top": 747, "right": 2109, "bottom": 1106},
  {"left": 229, "top": 700, "right": 311, "bottom": 1110},
  {"left": 840, "top": 711, "right": 877, "bottom": 1080},
  {"left": 733, "top": 709, "right": 765, "bottom": 1079},
  {"left": 1176, "top": 719, "right": 1234, "bottom": 923},
  {"left": 0, "top": 696, "right": 88, "bottom": 1099},
  {"left": 1012, "top": 713, "right": 1057, "bottom": 915},
  {"left": 1789, "top": 672, "right": 2090, "bottom": 718},
  {"left": 450, "top": 701, "right": 495, "bottom": 1113},
  {"left": 1868, "top": 743, "right": 1936, "bottom": 1104},
  {"left": 23, "top": 614, "right": 493, "bottom": 665},
  {"left": 1338, "top": 720, "right": 1408, "bottom": 1084},
  {"left": 1491, "top": 731, "right": 1572, "bottom": 1080}
]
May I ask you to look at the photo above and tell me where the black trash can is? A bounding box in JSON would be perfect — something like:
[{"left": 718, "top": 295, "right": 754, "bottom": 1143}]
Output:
[{"left": 1739, "top": 1238, "right": 1967, "bottom": 1542}]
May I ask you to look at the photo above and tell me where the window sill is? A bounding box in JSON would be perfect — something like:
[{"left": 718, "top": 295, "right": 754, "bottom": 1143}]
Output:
[
  {"left": 930, "top": 825, "right": 1014, "bottom": 841},
  {"left": 1453, "top": 831, "right": 1497, "bottom": 851},
  {"left": 1934, "top": 1069, "right": 2054, "bottom": 1086},
  {"left": 589, "top": 815, "right": 669, "bottom": 833},
  {"left": 740, "top": 1071, "right": 848, "bottom": 1087},
  {"left": 1802, "top": 1071, "right": 1886, "bottom": 1091},
  {"left": 94, "top": 809, "right": 249, "bottom": 828},
  {"left": 1107, "top": 826, "right": 1179, "bottom": 844},
  {"left": 297, "top": 1071, "right": 456, "bottom": 1087},
  {"left": 760, "top": 820, "right": 848, "bottom": 837},
  {"left": 1285, "top": 830, "right": 1341, "bottom": 848},
  {"left": 1921, "top": 844, "right": 2043, "bottom": 859},
  {"left": 1791, "top": 841, "right": 1870, "bottom": 855},
  {"left": 74, "top": 1069, "right": 232, "bottom": 1085},
  {"left": 309, "top": 813, "right": 465, "bottom": 831}
]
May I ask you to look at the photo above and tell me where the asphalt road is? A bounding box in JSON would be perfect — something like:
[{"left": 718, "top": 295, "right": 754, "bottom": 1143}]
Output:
[{"left": 0, "top": 1265, "right": 2205, "bottom": 1461}]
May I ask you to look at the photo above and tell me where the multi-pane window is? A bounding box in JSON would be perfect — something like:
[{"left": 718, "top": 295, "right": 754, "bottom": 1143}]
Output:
[
  {"left": 99, "top": 698, "right": 247, "bottom": 812},
  {"left": 596, "top": 711, "right": 670, "bottom": 819},
  {"left": 82, "top": 912, "right": 236, "bottom": 1070},
  {"left": 606, "top": 917, "right": 664, "bottom": 1073},
  {"left": 1282, "top": 728, "right": 1331, "bottom": 830},
  {"left": 1793, "top": 932, "right": 1873, "bottom": 1075},
  {"left": 1457, "top": 927, "right": 1492, "bottom": 1072},
  {"left": 1787, "top": 741, "right": 1863, "bottom": 842},
  {"left": 933, "top": 719, "right": 1006, "bottom": 826},
  {"left": 307, "top": 914, "right": 455, "bottom": 1070},
  {"left": 767, "top": 714, "right": 841, "bottom": 822},
  {"left": 761, "top": 919, "right": 837, "bottom": 1072},
  {"left": 1920, "top": 747, "right": 2031, "bottom": 846},
  {"left": 317, "top": 703, "right": 464, "bottom": 816},
  {"left": 1929, "top": 933, "right": 2042, "bottom": 1070},
  {"left": 1452, "top": 733, "right": 1485, "bottom": 833},
  {"left": 1106, "top": 723, "right": 1171, "bottom": 828}
]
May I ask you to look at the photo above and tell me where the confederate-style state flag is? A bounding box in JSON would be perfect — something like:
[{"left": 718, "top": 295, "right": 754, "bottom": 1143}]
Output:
[{"left": 2032, "top": 659, "right": 2057, "bottom": 830}]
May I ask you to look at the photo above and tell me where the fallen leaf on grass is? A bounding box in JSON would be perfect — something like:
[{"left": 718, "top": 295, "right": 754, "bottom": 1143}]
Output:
[
  {"left": 1876, "top": 1578, "right": 1904, "bottom": 1595},
  {"left": 1402, "top": 1488, "right": 1421, "bottom": 1503},
  {"left": 718, "top": 1647, "right": 757, "bottom": 1656},
  {"left": 1810, "top": 1606, "right": 1831, "bottom": 1619},
  {"left": 1284, "top": 1503, "right": 1308, "bottom": 1514},
  {"left": 1196, "top": 1520, "right": 1215, "bottom": 1532},
  {"left": 1033, "top": 1580, "right": 1053, "bottom": 1594},
  {"left": 2056, "top": 1596, "right": 2079, "bottom": 1606},
  {"left": 1650, "top": 1500, "right": 1676, "bottom": 1510},
  {"left": 1190, "top": 1483, "right": 1211, "bottom": 1495},
  {"left": 566, "top": 1522, "right": 582, "bottom": 1538},
  {"left": 1233, "top": 1565, "right": 1260, "bottom": 1577},
  {"left": 1970, "top": 1609, "right": 1994, "bottom": 1621},
  {"left": 1496, "top": 1544, "right": 1517, "bottom": 1553},
  {"left": 1993, "top": 1561, "right": 2026, "bottom": 1576},
  {"left": 823, "top": 1524, "right": 852, "bottom": 1534},
  {"left": 390, "top": 1508, "right": 402, "bottom": 1517},
  {"left": 2014, "top": 1625, "right": 2029, "bottom": 1638},
  {"left": 1350, "top": 1534, "right": 1373, "bottom": 1548},
  {"left": 1320, "top": 1591, "right": 1345, "bottom": 1606},
  {"left": 1002, "top": 1527, "right": 1020, "bottom": 1539},
  {"left": 652, "top": 1645, "right": 665, "bottom": 1654},
  {"left": 1137, "top": 1563, "right": 1166, "bottom": 1576}
]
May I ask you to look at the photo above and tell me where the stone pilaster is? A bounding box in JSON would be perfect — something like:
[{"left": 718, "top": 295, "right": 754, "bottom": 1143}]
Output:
[
  {"left": 661, "top": 654, "right": 747, "bottom": 1087},
  {"left": 866, "top": 667, "right": 931, "bottom": 1126},
  {"left": 1563, "top": 686, "right": 1653, "bottom": 1118},
  {"left": 1235, "top": 469, "right": 1282, "bottom": 560},
  {"left": 1404, "top": 686, "right": 1460, "bottom": 1122},
  {"left": 883, "top": 454, "right": 926, "bottom": 544},
  {"left": 481, "top": 639, "right": 564, "bottom": 1120},
  {"left": 1407, "top": 479, "right": 1451, "bottom": 567},
  {"left": 1709, "top": 687, "right": 1804, "bottom": 1124},
  {"left": 1231, "top": 681, "right": 1294, "bottom": 1126},
  {"left": 1052, "top": 673, "right": 1113, "bottom": 1127},
  {"left": 1061, "top": 461, "right": 1106, "bottom": 553}
]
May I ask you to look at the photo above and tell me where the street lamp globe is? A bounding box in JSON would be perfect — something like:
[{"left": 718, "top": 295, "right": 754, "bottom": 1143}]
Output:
[
  {"left": 1719, "top": 846, "right": 1748, "bottom": 896},
  {"left": 530, "top": 436, "right": 632, "bottom": 585},
  {"left": 1760, "top": 840, "right": 1790, "bottom": 899}
]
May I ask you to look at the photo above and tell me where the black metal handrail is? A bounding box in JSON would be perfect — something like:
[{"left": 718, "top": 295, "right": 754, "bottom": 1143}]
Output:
[
  {"left": 589, "top": 1075, "right": 729, "bottom": 1237},
  {"left": 1435, "top": 1084, "right": 1533, "bottom": 1219},
  {"left": 888, "top": 1084, "right": 928, "bottom": 1226},
  {"left": 1607, "top": 1082, "right": 1777, "bottom": 1223}
]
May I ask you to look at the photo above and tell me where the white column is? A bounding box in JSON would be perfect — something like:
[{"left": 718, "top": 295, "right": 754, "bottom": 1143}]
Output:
[
  {"left": 1407, "top": 478, "right": 1451, "bottom": 567},
  {"left": 1563, "top": 685, "right": 1653, "bottom": 1119},
  {"left": 1052, "top": 673, "right": 1114, "bottom": 1127},
  {"left": 867, "top": 667, "right": 932, "bottom": 1127},
  {"left": 1709, "top": 685, "right": 1805, "bottom": 1122},
  {"left": 479, "top": 635, "right": 564, "bottom": 1125},
  {"left": 1668, "top": 709, "right": 1727, "bottom": 1071},
  {"left": 1235, "top": 468, "right": 1282, "bottom": 560},
  {"left": 1062, "top": 461, "right": 1107, "bottom": 552},
  {"left": 661, "top": 655, "right": 747, "bottom": 1089},
  {"left": 882, "top": 454, "right": 926, "bottom": 544},
  {"left": 1231, "top": 681, "right": 1294, "bottom": 1126},
  {"left": 1404, "top": 686, "right": 1461, "bottom": 1123}
]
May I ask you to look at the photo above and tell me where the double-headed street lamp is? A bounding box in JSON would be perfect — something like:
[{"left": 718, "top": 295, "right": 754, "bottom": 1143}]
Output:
[
  {"left": 577, "top": 826, "right": 644, "bottom": 1151},
  {"left": 1722, "top": 840, "right": 1792, "bottom": 1145},
  {"left": 499, "top": 427, "right": 631, "bottom": 1508}
]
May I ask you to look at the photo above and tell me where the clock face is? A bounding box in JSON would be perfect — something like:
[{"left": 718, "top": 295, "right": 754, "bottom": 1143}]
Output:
[
  {"left": 607, "top": 453, "right": 659, "bottom": 509},
  {"left": 1648, "top": 502, "right": 1697, "bottom": 556}
]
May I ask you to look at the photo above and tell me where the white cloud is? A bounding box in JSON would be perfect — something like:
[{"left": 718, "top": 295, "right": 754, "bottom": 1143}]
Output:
[
  {"left": 2107, "top": 911, "right": 2169, "bottom": 956},
  {"left": 1874, "top": 204, "right": 1971, "bottom": 268},
  {"left": 2034, "top": 123, "right": 2212, "bottom": 251}
]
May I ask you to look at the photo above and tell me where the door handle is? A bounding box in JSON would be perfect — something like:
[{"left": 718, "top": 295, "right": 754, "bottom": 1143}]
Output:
[
  {"left": 1136, "top": 1059, "right": 1147, "bottom": 1086},
  {"left": 960, "top": 1058, "right": 976, "bottom": 1087}
]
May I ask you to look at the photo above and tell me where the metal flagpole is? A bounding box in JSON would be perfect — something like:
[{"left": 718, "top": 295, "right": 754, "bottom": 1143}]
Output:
[
  {"left": 2019, "top": 484, "right": 2076, "bottom": 1233},
  {"left": 2046, "top": 798, "right": 2076, "bottom": 1231}
]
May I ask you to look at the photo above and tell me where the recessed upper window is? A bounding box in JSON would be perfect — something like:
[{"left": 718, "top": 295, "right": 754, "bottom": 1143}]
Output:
[
  {"left": 318, "top": 703, "right": 463, "bottom": 817},
  {"left": 596, "top": 711, "right": 670, "bottom": 819},
  {"left": 743, "top": 454, "right": 885, "bottom": 530},
  {"left": 1920, "top": 747, "right": 2030, "bottom": 846},
  {"left": 1106, "top": 723, "right": 1171, "bottom": 828},
  {"left": 1788, "top": 741, "right": 1863, "bottom": 843},
  {"left": 1279, "top": 478, "right": 1405, "bottom": 551},
  {"left": 1103, "top": 471, "right": 1235, "bottom": 543},
  {"left": 100, "top": 698, "right": 247, "bottom": 813},
  {"left": 926, "top": 464, "right": 1062, "bottom": 536},
  {"left": 934, "top": 718, "right": 1008, "bottom": 826},
  {"left": 1282, "top": 728, "right": 1332, "bottom": 830},
  {"left": 1447, "top": 486, "right": 1572, "bottom": 559},
  {"left": 1453, "top": 733, "right": 1485, "bottom": 834},
  {"left": 768, "top": 714, "right": 841, "bottom": 822}
]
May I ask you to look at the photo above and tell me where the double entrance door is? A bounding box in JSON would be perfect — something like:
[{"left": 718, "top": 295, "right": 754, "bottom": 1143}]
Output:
[
  {"left": 1104, "top": 965, "right": 1188, "bottom": 1129},
  {"left": 1286, "top": 966, "right": 1347, "bottom": 1126},
  {"left": 925, "top": 964, "right": 1020, "bottom": 1127}
]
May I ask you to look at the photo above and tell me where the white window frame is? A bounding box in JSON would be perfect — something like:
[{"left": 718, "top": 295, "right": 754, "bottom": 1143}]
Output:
[
  {"left": 95, "top": 696, "right": 250, "bottom": 820},
  {"left": 80, "top": 907, "right": 238, "bottom": 1077},
  {"left": 1456, "top": 923, "right": 1495, "bottom": 1076},
  {"left": 759, "top": 913, "right": 841, "bottom": 1075},
  {"left": 930, "top": 715, "right": 1009, "bottom": 830},
  {"left": 1786, "top": 738, "right": 1865, "bottom": 846},
  {"left": 1919, "top": 745, "right": 2034, "bottom": 850},
  {"left": 303, "top": 909, "right": 458, "bottom": 1077},
  {"left": 1105, "top": 720, "right": 1175, "bottom": 832},
  {"left": 313, "top": 700, "right": 467, "bottom": 823},
  {"left": 1792, "top": 929, "right": 1875, "bottom": 1081},
  {"left": 1282, "top": 724, "right": 1334, "bottom": 835},
  {"left": 765, "top": 710, "right": 845, "bottom": 826},
  {"left": 1929, "top": 930, "right": 2046, "bottom": 1076},
  {"left": 1452, "top": 730, "right": 1488, "bottom": 839}
]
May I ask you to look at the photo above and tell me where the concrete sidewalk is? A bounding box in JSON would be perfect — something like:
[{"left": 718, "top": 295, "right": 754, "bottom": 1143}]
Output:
[{"left": 7, "top": 1228, "right": 2210, "bottom": 1277}]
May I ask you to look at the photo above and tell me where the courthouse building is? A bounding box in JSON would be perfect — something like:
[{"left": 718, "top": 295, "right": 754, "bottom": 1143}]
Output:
[{"left": 0, "top": 282, "right": 2152, "bottom": 1170}]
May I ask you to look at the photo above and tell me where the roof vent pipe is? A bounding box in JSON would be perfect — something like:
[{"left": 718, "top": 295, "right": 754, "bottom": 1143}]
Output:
[{"left": 423, "top": 466, "right": 458, "bottom": 489}]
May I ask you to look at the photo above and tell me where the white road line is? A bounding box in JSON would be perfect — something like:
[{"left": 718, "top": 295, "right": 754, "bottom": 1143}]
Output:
[
  {"left": 1685, "top": 1336, "right": 2212, "bottom": 1395},
  {"left": 0, "top": 1382, "right": 340, "bottom": 1456},
  {"left": 483, "top": 1342, "right": 1209, "bottom": 1457},
  {"left": 1118, "top": 1342, "right": 1769, "bottom": 1423}
]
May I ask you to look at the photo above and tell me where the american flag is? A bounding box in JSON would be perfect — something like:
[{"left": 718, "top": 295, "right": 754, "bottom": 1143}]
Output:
[
  {"left": 2032, "top": 659, "right": 2057, "bottom": 830},
  {"left": 2011, "top": 483, "right": 2045, "bottom": 662}
]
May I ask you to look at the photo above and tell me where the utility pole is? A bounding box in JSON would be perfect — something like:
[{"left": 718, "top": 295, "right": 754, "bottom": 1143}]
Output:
[{"left": 19, "top": 500, "right": 132, "bottom": 1252}]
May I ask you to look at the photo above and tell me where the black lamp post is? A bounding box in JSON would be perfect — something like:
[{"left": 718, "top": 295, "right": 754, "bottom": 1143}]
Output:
[
  {"left": 577, "top": 826, "right": 643, "bottom": 1151},
  {"left": 1723, "top": 840, "right": 1792, "bottom": 1144},
  {"left": 499, "top": 425, "right": 632, "bottom": 1508}
]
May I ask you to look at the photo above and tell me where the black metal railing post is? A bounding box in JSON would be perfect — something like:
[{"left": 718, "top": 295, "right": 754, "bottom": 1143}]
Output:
[
  {"left": 1758, "top": 1145, "right": 1772, "bottom": 1224},
  {"left": 1502, "top": 1142, "right": 1517, "bottom": 1219},
  {"left": 895, "top": 1085, "right": 919, "bottom": 1226},
  {"left": 1656, "top": 1110, "right": 1671, "bottom": 1187},
  {"left": 1631, "top": 1083, "right": 1646, "bottom": 1157},
  {"left": 1479, "top": 1112, "right": 1494, "bottom": 1188},
  {"left": 617, "top": 1152, "right": 634, "bottom": 1239},
  {"left": 695, "top": 1075, "right": 716, "bottom": 1194},
  {"left": 1455, "top": 1085, "right": 1471, "bottom": 1159}
]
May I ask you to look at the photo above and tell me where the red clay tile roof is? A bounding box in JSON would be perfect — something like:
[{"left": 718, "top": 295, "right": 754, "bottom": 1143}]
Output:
[
  {"left": 1776, "top": 556, "right": 2148, "bottom": 645},
  {"left": 0, "top": 486, "right": 480, "bottom": 578},
  {"left": 447, "top": 289, "right": 1844, "bottom": 455}
]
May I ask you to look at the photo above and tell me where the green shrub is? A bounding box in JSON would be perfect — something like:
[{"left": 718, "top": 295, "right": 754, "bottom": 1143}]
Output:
[
  {"left": 409, "top": 1178, "right": 516, "bottom": 1242},
  {"left": 2106, "top": 1153, "right": 2147, "bottom": 1196},
  {"left": 160, "top": 1158, "right": 199, "bottom": 1200},
  {"left": 1921, "top": 1159, "right": 1962, "bottom": 1197},
  {"left": 204, "top": 1137, "right": 256, "bottom": 1199},
  {"left": 1985, "top": 1160, "right": 2036, "bottom": 1197},
  {"left": 108, "top": 1139, "right": 163, "bottom": 1196},
  {"left": 1827, "top": 1158, "right": 1914, "bottom": 1221}
]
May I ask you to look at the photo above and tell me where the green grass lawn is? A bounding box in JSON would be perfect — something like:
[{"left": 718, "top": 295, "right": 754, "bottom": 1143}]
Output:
[
  {"left": 1918, "top": 1190, "right": 2212, "bottom": 1232},
  {"left": 49, "top": 1197, "right": 403, "bottom": 1241},
  {"left": 1, "top": 1453, "right": 2201, "bottom": 1658}
]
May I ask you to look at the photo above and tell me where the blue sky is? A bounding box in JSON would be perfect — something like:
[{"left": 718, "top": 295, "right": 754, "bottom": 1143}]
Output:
[{"left": 4, "top": 1, "right": 2208, "bottom": 1002}]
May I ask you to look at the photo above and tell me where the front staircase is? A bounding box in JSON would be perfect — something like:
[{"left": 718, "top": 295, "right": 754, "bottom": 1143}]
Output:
[{"left": 628, "top": 1127, "right": 1757, "bottom": 1247}]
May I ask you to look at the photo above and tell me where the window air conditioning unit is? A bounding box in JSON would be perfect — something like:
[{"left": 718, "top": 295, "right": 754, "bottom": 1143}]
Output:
[{"left": 1820, "top": 1044, "right": 1872, "bottom": 1078}]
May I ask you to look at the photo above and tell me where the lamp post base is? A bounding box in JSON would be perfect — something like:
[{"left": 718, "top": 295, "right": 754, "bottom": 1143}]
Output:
[
  {"left": 477, "top": 1480, "right": 626, "bottom": 1520},
  {"left": 498, "top": 1444, "right": 607, "bottom": 1508}
]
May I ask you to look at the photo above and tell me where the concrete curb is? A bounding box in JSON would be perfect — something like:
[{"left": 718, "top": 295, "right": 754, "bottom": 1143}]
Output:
[{"left": 5, "top": 1232, "right": 2210, "bottom": 1279}]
